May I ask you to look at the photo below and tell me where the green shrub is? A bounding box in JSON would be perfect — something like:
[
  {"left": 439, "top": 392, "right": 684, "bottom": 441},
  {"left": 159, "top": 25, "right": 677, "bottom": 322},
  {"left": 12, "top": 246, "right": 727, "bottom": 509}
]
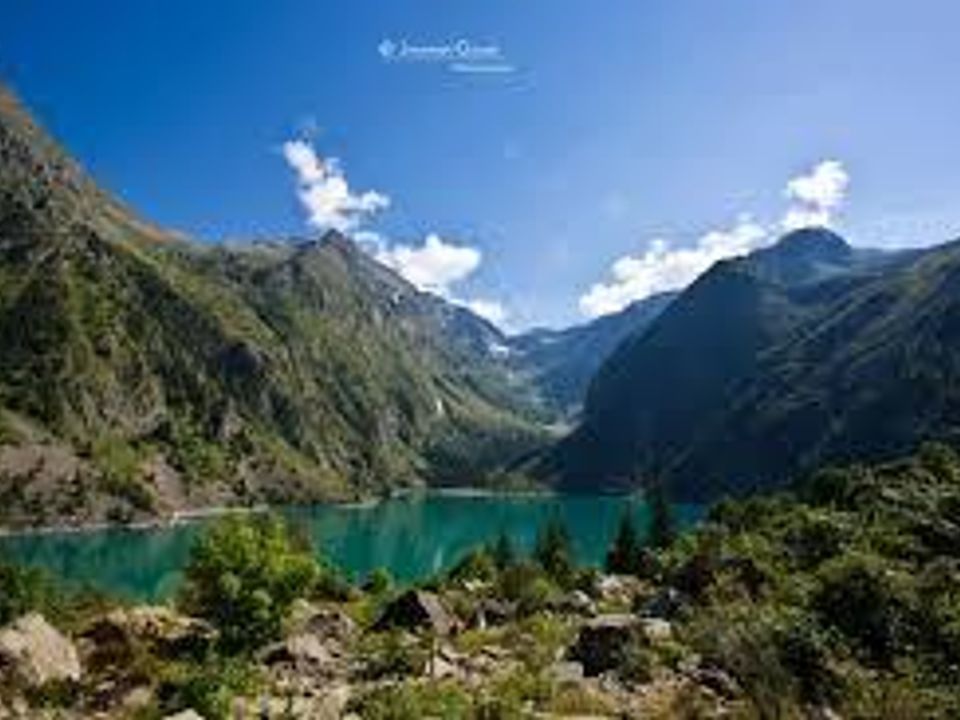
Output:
[
  {"left": 534, "top": 516, "right": 574, "bottom": 588},
  {"left": 348, "top": 680, "right": 471, "bottom": 720},
  {"left": 157, "top": 657, "right": 260, "bottom": 720},
  {"left": 449, "top": 546, "right": 497, "bottom": 584},
  {"left": 364, "top": 567, "right": 393, "bottom": 597},
  {"left": 812, "top": 552, "right": 917, "bottom": 666},
  {"left": 0, "top": 558, "right": 60, "bottom": 625},
  {"left": 498, "top": 561, "right": 555, "bottom": 616},
  {"left": 178, "top": 514, "right": 320, "bottom": 653},
  {"left": 359, "top": 630, "right": 428, "bottom": 680},
  {"left": 606, "top": 511, "right": 641, "bottom": 574}
]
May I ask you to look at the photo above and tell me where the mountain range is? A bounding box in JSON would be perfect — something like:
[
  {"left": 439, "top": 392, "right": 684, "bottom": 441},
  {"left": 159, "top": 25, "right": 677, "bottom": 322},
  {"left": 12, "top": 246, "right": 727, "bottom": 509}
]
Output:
[
  {"left": 545, "top": 226, "right": 960, "bottom": 499},
  {"left": 4, "top": 83, "right": 960, "bottom": 525}
]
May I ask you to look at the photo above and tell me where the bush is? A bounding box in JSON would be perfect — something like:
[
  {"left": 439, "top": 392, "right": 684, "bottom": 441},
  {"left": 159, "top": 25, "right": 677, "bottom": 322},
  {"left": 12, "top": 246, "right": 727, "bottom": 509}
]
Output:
[
  {"left": 812, "top": 552, "right": 916, "bottom": 666},
  {"left": 534, "top": 517, "right": 574, "bottom": 588},
  {"left": 348, "top": 680, "right": 471, "bottom": 720},
  {"left": 0, "top": 558, "right": 59, "bottom": 625},
  {"left": 179, "top": 514, "right": 320, "bottom": 653},
  {"left": 498, "top": 561, "right": 555, "bottom": 616},
  {"left": 364, "top": 567, "right": 393, "bottom": 597},
  {"left": 157, "top": 657, "right": 260, "bottom": 720},
  {"left": 606, "top": 511, "right": 641, "bottom": 574},
  {"left": 491, "top": 530, "right": 516, "bottom": 571},
  {"left": 449, "top": 547, "right": 497, "bottom": 584}
]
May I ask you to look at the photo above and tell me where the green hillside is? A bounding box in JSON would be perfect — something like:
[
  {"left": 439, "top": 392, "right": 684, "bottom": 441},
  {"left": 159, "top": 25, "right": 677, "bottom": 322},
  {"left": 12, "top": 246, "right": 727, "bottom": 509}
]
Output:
[{"left": 0, "top": 86, "right": 548, "bottom": 528}]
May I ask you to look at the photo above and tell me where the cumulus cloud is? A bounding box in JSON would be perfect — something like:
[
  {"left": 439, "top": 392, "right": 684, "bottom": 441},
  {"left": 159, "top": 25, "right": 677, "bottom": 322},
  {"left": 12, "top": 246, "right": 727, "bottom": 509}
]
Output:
[
  {"left": 374, "top": 234, "right": 509, "bottom": 327},
  {"left": 282, "top": 139, "right": 390, "bottom": 232},
  {"left": 781, "top": 159, "right": 850, "bottom": 231},
  {"left": 579, "top": 159, "right": 853, "bottom": 318},
  {"left": 280, "top": 140, "right": 511, "bottom": 327},
  {"left": 375, "top": 233, "right": 482, "bottom": 296},
  {"left": 579, "top": 215, "right": 767, "bottom": 318}
]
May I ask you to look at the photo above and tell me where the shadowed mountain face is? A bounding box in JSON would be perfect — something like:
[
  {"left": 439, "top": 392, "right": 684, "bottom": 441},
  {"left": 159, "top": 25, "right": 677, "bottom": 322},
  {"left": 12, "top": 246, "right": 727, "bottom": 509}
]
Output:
[
  {"left": 0, "top": 86, "right": 548, "bottom": 526},
  {"left": 545, "top": 227, "right": 960, "bottom": 500},
  {"left": 507, "top": 292, "right": 676, "bottom": 419}
]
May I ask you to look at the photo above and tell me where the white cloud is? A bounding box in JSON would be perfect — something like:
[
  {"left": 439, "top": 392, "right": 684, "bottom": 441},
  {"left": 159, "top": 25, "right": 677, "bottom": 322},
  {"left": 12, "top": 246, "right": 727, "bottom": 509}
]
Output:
[
  {"left": 579, "top": 215, "right": 767, "bottom": 318},
  {"left": 461, "top": 298, "right": 508, "bottom": 325},
  {"left": 282, "top": 139, "right": 390, "bottom": 232},
  {"left": 374, "top": 234, "right": 510, "bottom": 327},
  {"left": 579, "top": 159, "right": 853, "bottom": 318},
  {"left": 781, "top": 159, "right": 850, "bottom": 231},
  {"left": 375, "top": 233, "right": 481, "bottom": 296}
]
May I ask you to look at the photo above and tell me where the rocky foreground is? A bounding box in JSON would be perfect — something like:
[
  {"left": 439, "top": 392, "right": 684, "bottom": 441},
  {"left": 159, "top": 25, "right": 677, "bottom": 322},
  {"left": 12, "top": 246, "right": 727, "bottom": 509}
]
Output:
[
  {"left": 5, "top": 444, "right": 960, "bottom": 718},
  {"left": 0, "top": 573, "right": 743, "bottom": 719}
]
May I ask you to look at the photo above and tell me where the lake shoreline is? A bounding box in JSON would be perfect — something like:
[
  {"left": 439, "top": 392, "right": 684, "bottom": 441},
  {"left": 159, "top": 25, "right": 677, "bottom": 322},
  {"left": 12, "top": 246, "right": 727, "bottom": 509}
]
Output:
[{"left": 0, "top": 485, "right": 575, "bottom": 539}]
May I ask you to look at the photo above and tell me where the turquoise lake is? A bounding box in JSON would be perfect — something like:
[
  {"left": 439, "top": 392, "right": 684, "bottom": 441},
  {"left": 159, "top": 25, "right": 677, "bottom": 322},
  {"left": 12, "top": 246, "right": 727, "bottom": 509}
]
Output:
[{"left": 0, "top": 493, "right": 704, "bottom": 602}]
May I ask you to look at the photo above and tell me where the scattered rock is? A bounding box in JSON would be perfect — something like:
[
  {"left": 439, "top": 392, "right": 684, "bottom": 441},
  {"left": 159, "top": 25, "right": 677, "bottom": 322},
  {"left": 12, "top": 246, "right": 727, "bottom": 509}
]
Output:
[
  {"left": 83, "top": 606, "right": 215, "bottom": 661},
  {"left": 597, "top": 574, "right": 643, "bottom": 606},
  {"left": 641, "top": 587, "right": 685, "bottom": 619},
  {"left": 0, "top": 613, "right": 81, "bottom": 687},
  {"left": 550, "top": 590, "right": 596, "bottom": 616},
  {"left": 548, "top": 660, "right": 585, "bottom": 683},
  {"left": 162, "top": 711, "right": 206, "bottom": 720},
  {"left": 373, "top": 590, "right": 456, "bottom": 636},
  {"left": 568, "top": 614, "right": 643, "bottom": 676},
  {"left": 300, "top": 606, "right": 357, "bottom": 644},
  {"left": 470, "top": 599, "right": 514, "bottom": 629},
  {"left": 690, "top": 666, "right": 740, "bottom": 700},
  {"left": 640, "top": 617, "right": 673, "bottom": 643}
]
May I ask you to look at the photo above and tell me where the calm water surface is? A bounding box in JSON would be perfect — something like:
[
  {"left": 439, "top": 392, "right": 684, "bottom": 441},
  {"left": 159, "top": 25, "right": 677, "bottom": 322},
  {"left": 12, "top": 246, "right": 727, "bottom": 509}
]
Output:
[{"left": 0, "top": 493, "right": 704, "bottom": 602}]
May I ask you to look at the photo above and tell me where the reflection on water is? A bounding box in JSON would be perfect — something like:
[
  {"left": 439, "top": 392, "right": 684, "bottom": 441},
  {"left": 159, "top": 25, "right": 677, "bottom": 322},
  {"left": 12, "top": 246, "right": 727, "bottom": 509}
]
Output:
[{"left": 0, "top": 493, "right": 704, "bottom": 602}]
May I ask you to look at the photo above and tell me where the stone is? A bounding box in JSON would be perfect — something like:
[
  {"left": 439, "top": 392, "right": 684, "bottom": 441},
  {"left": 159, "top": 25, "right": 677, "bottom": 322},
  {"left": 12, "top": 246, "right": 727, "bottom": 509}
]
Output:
[
  {"left": 568, "top": 614, "right": 643, "bottom": 677},
  {"left": 640, "top": 617, "right": 673, "bottom": 643},
  {"left": 163, "top": 711, "right": 206, "bottom": 720},
  {"left": 373, "top": 590, "right": 456, "bottom": 636},
  {"left": 641, "top": 587, "right": 685, "bottom": 619},
  {"left": 471, "top": 598, "right": 514, "bottom": 629},
  {"left": 83, "top": 606, "right": 215, "bottom": 661},
  {"left": 301, "top": 606, "right": 357, "bottom": 643},
  {"left": 0, "top": 613, "right": 81, "bottom": 687},
  {"left": 690, "top": 666, "right": 740, "bottom": 699},
  {"left": 548, "top": 660, "right": 585, "bottom": 683},
  {"left": 597, "top": 574, "right": 643, "bottom": 606}
]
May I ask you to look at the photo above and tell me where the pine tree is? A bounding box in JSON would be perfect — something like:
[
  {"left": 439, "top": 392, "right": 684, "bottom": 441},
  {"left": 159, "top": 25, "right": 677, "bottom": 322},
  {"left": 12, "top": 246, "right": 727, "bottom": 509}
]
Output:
[
  {"left": 606, "top": 511, "right": 640, "bottom": 574},
  {"left": 646, "top": 480, "right": 676, "bottom": 550},
  {"left": 491, "top": 530, "right": 516, "bottom": 570},
  {"left": 534, "top": 516, "right": 574, "bottom": 586}
]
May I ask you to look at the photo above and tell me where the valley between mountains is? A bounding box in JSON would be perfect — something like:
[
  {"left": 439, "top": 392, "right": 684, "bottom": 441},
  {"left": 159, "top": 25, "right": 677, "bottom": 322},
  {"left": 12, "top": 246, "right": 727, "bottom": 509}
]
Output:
[{"left": 3, "top": 83, "right": 960, "bottom": 530}]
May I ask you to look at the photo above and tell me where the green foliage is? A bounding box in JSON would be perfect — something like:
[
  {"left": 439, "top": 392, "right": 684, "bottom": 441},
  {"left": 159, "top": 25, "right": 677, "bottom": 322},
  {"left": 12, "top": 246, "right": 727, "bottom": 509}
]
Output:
[
  {"left": 364, "top": 567, "right": 393, "bottom": 597},
  {"left": 646, "top": 481, "right": 676, "bottom": 550},
  {"left": 178, "top": 514, "right": 320, "bottom": 653},
  {"left": 359, "top": 629, "right": 429, "bottom": 680},
  {"left": 491, "top": 530, "right": 516, "bottom": 571},
  {"left": 348, "top": 679, "right": 471, "bottom": 720},
  {"left": 0, "top": 558, "right": 59, "bottom": 625},
  {"left": 91, "top": 434, "right": 155, "bottom": 513},
  {"left": 533, "top": 516, "right": 574, "bottom": 587},
  {"left": 157, "top": 657, "right": 261, "bottom": 720},
  {"left": 497, "top": 561, "right": 555, "bottom": 616},
  {"left": 606, "top": 511, "right": 641, "bottom": 574},
  {"left": 812, "top": 552, "right": 917, "bottom": 666},
  {"left": 449, "top": 546, "right": 497, "bottom": 584}
]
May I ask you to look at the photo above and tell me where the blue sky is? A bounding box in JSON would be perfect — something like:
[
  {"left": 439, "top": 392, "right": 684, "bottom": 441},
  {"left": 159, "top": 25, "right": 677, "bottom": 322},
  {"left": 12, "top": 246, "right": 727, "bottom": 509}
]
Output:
[{"left": 4, "top": 1, "right": 960, "bottom": 329}]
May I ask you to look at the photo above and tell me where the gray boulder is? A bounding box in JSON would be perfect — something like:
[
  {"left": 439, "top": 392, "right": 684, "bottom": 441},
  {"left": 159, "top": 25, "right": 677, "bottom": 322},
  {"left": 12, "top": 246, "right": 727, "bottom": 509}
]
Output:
[
  {"left": 0, "top": 613, "right": 81, "bottom": 687},
  {"left": 568, "top": 614, "right": 643, "bottom": 676},
  {"left": 373, "top": 590, "right": 456, "bottom": 636}
]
